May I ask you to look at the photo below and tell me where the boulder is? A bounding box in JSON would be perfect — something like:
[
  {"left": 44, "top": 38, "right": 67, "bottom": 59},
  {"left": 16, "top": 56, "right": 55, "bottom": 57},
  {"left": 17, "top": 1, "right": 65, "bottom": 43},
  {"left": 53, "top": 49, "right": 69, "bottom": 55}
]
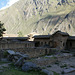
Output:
[
  {"left": 42, "top": 69, "right": 51, "bottom": 75},
  {"left": 14, "top": 57, "right": 24, "bottom": 67},
  {"left": 7, "top": 50, "right": 15, "bottom": 55},
  {"left": 15, "top": 52, "right": 29, "bottom": 59},
  {"left": 7, "top": 55, "right": 14, "bottom": 61},
  {"left": 7, "top": 50, "right": 29, "bottom": 63},
  {"left": 63, "top": 68, "right": 75, "bottom": 73},
  {"left": 14, "top": 56, "right": 19, "bottom": 60},
  {"left": 22, "top": 62, "right": 40, "bottom": 72}
]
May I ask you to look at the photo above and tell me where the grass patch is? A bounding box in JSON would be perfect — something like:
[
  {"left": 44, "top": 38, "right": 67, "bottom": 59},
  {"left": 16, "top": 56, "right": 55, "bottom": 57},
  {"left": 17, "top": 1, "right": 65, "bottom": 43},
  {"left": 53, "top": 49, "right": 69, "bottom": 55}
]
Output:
[
  {"left": 41, "top": 67, "right": 46, "bottom": 69},
  {"left": 51, "top": 57, "right": 57, "bottom": 59},
  {"left": 55, "top": 62, "right": 59, "bottom": 65},
  {"left": 61, "top": 50, "right": 70, "bottom": 53},
  {"left": 0, "top": 63, "right": 47, "bottom": 75},
  {"left": 0, "top": 68, "right": 47, "bottom": 75},
  {"left": 60, "top": 64, "right": 67, "bottom": 68},
  {"left": 52, "top": 71, "right": 59, "bottom": 75},
  {"left": 70, "top": 66, "right": 75, "bottom": 68},
  {"left": 3, "top": 51, "right": 9, "bottom": 58},
  {"left": 61, "top": 71, "right": 65, "bottom": 74},
  {"left": 55, "top": 61, "right": 59, "bottom": 65},
  {"left": 44, "top": 56, "right": 57, "bottom": 59},
  {"left": 0, "top": 61, "right": 10, "bottom": 65},
  {"left": 47, "top": 65, "right": 52, "bottom": 67}
]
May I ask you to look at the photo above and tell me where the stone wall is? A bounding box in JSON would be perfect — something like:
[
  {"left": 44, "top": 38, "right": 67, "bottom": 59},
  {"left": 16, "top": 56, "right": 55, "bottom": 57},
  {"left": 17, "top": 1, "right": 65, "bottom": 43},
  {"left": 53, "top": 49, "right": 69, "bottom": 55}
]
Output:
[
  {"left": 66, "top": 40, "right": 75, "bottom": 51},
  {"left": 0, "top": 42, "right": 34, "bottom": 50},
  {"left": 52, "top": 34, "right": 68, "bottom": 50},
  {"left": 0, "top": 41, "right": 57, "bottom": 58},
  {"left": 0, "top": 47, "right": 57, "bottom": 58},
  {"left": 34, "top": 38, "right": 50, "bottom": 47}
]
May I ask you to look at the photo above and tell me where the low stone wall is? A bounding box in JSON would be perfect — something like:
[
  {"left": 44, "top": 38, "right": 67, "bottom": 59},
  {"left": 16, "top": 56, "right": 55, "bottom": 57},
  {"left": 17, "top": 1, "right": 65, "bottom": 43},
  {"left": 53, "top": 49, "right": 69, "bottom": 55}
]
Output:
[
  {"left": 0, "top": 47, "right": 57, "bottom": 58},
  {"left": 31, "top": 53, "right": 73, "bottom": 66}
]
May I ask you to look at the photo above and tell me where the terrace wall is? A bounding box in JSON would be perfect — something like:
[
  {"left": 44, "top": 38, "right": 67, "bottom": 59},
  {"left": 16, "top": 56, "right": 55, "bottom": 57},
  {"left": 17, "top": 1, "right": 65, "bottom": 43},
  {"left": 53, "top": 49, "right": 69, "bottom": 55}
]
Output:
[{"left": 0, "top": 42, "right": 34, "bottom": 49}]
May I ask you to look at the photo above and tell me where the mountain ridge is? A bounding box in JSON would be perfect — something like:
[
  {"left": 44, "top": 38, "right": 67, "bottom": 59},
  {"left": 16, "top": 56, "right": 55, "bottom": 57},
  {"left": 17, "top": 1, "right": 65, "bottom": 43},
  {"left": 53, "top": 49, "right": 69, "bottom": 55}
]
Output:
[{"left": 0, "top": 0, "right": 75, "bottom": 36}]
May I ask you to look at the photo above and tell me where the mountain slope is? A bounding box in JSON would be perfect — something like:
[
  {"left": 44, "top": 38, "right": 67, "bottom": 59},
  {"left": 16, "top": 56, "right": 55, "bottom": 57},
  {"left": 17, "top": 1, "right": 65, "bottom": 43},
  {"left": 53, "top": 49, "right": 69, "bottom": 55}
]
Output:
[{"left": 0, "top": 0, "right": 75, "bottom": 36}]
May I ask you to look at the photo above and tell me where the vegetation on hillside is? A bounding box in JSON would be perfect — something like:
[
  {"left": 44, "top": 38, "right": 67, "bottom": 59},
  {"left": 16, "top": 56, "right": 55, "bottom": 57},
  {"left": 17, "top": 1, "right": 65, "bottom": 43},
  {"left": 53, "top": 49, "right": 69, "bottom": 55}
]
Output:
[
  {"left": 17, "top": 31, "right": 24, "bottom": 37},
  {"left": 0, "top": 0, "right": 75, "bottom": 36},
  {"left": 0, "top": 21, "right": 6, "bottom": 38}
]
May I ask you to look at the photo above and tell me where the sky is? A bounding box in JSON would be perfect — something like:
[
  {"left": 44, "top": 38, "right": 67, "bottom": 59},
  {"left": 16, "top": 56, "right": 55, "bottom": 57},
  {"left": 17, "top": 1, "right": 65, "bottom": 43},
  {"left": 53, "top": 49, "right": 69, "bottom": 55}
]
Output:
[{"left": 0, "top": 0, "right": 19, "bottom": 10}]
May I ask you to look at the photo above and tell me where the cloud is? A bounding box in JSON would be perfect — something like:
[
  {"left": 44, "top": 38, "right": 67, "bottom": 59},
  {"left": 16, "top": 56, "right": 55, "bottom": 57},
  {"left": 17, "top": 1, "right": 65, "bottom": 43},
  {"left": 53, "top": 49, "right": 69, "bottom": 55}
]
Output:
[
  {"left": 7, "top": 0, "right": 19, "bottom": 6},
  {"left": 0, "top": 0, "right": 19, "bottom": 10}
]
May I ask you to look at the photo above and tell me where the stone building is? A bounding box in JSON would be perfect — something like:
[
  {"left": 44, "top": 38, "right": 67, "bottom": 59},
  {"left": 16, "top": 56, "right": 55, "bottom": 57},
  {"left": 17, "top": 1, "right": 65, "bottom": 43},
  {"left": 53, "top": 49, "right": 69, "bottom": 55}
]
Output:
[
  {"left": 33, "top": 31, "right": 69, "bottom": 50},
  {"left": 0, "top": 37, "right": 35, "bottom": 49},
  {"left": 33, "top": 35, "right": 51, "bottom": 47},
  {"left": 52, "top": 31, "right": 69, "bottom": 50},
  {"left": 66, "top": 36, "right": 75, "bottom": 51},
  {"left": 0, "top": 31, "right": 75, "bottom": 51},
  {"left": 0, "top": 31, "right": 75, "bottom": 58},
  {"left": 2, "top": 37, "right": 29, "bottom": 42}
]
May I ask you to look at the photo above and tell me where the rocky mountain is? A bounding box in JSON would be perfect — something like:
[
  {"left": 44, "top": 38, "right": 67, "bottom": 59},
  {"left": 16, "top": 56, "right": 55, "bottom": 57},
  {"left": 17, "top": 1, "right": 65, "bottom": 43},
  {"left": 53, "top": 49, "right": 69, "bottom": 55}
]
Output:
[{"left": 0, "top": 0, "right": 75, "bottom": 36}]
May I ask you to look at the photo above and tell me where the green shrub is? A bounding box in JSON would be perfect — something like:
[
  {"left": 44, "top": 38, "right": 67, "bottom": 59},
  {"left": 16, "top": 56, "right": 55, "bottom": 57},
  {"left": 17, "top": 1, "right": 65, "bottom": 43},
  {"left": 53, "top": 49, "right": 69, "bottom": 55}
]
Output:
[
  {"left": 60, "top": 64, "right": 67, "bottom": 68},
  {"left": 52, "top": 71, "right": 59, "bottom": 75},
  {"left": 61, "top": 71, "right": 65, "bottom": 74},
  {"left": 47, "top": 65, "right": 52, "bottom": 67},
  {"left": 3, "top": 51, "right": 9, "bottom": 58}
]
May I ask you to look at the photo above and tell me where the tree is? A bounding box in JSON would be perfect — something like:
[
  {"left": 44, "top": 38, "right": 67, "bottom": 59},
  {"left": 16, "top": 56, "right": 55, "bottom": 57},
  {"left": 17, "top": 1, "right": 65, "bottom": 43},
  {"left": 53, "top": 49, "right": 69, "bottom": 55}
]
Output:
[
  {"left": 0, "top": 21, "right": 6, "bottom": 38},
  {"left": 17, "top": 31, "right": 24, "bottom": 37}
]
